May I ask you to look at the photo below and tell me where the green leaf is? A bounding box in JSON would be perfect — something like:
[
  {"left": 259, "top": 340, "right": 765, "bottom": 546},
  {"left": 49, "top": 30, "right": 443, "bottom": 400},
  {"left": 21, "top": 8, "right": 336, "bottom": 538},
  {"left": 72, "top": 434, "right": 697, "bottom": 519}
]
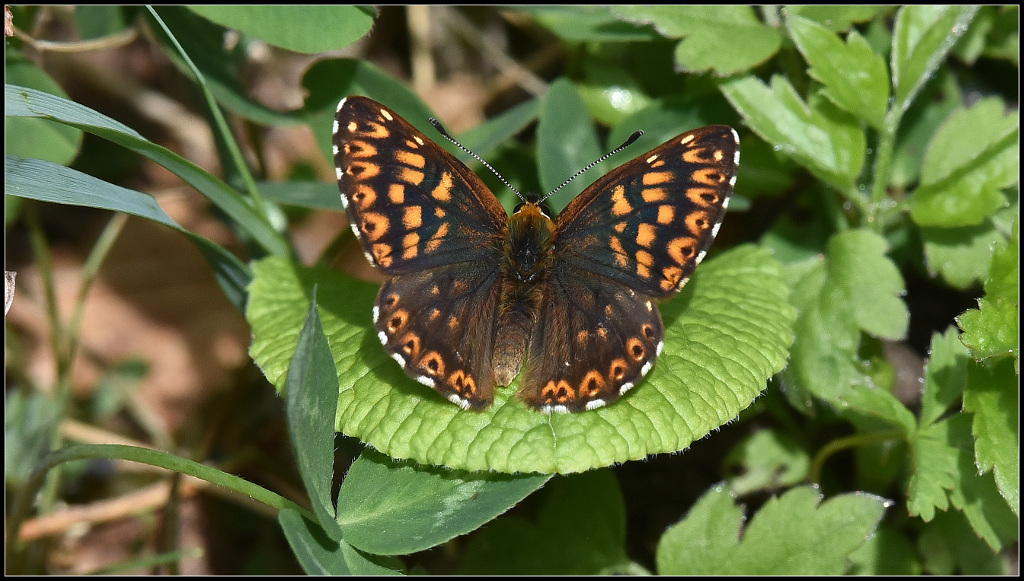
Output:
[
  {"left": 519, "top": 6, "right": 660, "bottom": 42},
  {"left": 842, "top": 384, "right": 917, "bottom": 433},
  {"left": 920, "top": 221, "right": 1010, "bottom": 289},
  {"left": 258, "top": 181, "right": 345, "bottom": 212},
  {"left": 920, "top": 510, "right": 1008, "bottom": 574},
  {"left": 957, "top": 218, "right": 1019, "bottom": 364},
  {"left": 4, "top": 390, "right": 61, "bottom": 488},
  {"left": 827, "top": 231, "right": 908, "bottom": 341},
  {"left": 944, "top": 409, "right": 1019, "bottom": 549},
  {"left": 919, "top": 328, "right": 970, "bottom": 428},
  {"left": 847, "top": 524, "right": 922, "bottom": 574},
  {"left": 459, "top": 470, "right": 636, "bottom": 574},
  {"left": 336, "top": 448, "right": 549, "bottom": 555},
  {"left": 247, "top": 245, "right": 795, "bottom": 473},
  {"left": 536, "top": 79, "right": 603, "bottom": 210},
  {"left": 785, "top": 5, "right": 884, "bottom": 32},
  {"left": 278, "top": 509, "right": 352, "bottom": 575},
  {"left": 657, "top": 485, "right": 888, "bottom": 574},
  {"left": 783, "top": 230, "right": 908, "bottom": 404},
  {"left": 963, "top": 358, "right": 1019, "bottom": 518},
  {"left": 906, "top": 420, "right": 958, "bottom": 521},
  {"left": 577, "top": 58, "right": 654, "bottom": 125},
  {"left": 614, "top": 6, "right": 781, "bottom": 75},
  {"left": 891, "top": 6, "right": 979, "bottom": 113},
  {"left": 286, "top": 291, "right": 342, "bottom": 537},
  {"left": 5, "top": 84, "right": 290, "bottom": 258},
  {"left": 787, "top": 14, "right": 889, "bottom": 129},
  {"left": 4, "top": 155, "right": 251, "bottom": 311},
  {"left": 4, "top": 55, "right": 82, "bottom": 165},
  {"left": 890, "top": 69, "right": 962, "bottom": 189},
  {"left": 910, "top": 98, "right": 1019, "bottom": 227},
  {"left": 723, "top": 429, "right": 810, "bottom": 495},
  {"left": 721, "top": 75, "right": 865, "bottom": 191},
  {"left": 187, "top": 5, "right": 376, "bottom": 53},
  {"left": 278, "top": 509, "right": 403, "bottom": 575}
]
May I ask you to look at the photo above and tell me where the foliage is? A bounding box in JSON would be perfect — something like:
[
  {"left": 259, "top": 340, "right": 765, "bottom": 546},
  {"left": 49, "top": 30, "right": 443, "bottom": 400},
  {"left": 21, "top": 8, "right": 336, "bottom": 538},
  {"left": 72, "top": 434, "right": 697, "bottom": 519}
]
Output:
[{"left": 4, "top": 4, "right": 1017, "bottom": 575}]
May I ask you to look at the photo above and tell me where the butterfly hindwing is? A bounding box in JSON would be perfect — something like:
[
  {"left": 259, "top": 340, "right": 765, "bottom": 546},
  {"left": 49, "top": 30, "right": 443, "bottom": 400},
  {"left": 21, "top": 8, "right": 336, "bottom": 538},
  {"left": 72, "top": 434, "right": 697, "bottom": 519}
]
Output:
[
  {"left": 334, "top": 96, "right": 508, "bottom": 274},
  {"left": 517, "top": 265, "right": 664, "bottom": 412},
  {"left": 375, "top": 264, "right": 503, "bottom": 409},
  {"left": 554, "top": 126, "right": 739, "bottom": 299}
]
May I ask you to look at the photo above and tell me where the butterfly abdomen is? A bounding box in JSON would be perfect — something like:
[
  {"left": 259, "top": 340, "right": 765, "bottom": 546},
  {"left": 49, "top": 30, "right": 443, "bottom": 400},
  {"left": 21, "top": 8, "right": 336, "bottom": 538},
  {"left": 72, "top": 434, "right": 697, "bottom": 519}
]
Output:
[
  {"left": 492, "top": 297, "right": 534, "bottom": 387},
  {"left": 490, "top": 202, "right": 558, "bottom": 386}
]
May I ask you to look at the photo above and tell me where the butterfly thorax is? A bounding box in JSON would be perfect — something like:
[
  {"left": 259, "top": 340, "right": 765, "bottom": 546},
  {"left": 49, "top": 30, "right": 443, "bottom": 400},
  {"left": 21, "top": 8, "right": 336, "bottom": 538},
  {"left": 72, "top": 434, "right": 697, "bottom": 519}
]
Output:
[
  {"left": 501, "top": 202, "right": 555, "bottom": 283},
  {"left": 492, "top": 202, "right": 555, "bottom": 386}
]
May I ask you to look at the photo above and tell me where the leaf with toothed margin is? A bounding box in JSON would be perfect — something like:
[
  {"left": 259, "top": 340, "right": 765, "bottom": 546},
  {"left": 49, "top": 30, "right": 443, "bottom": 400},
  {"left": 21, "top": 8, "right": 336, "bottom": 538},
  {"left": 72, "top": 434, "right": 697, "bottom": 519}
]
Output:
[{"left": 247, "top": 244, "right": 795, "bottom": 473}]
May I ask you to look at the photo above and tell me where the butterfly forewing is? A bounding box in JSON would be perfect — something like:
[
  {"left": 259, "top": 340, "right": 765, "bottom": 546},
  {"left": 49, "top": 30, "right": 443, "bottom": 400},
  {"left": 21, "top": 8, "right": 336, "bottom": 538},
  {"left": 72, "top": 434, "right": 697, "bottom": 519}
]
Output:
[
  {"left": 334, "top": 96, "right": 508, "bottom": 274},
  {"left": 553, "top": 126, "right": 739, "bottom": 299}
]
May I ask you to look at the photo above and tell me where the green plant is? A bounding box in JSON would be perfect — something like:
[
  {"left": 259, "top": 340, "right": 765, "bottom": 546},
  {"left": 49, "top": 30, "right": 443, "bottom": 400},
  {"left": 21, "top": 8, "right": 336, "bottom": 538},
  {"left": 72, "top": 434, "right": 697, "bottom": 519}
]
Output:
[{"left": 5, "top": 5, "right": 1017, "bottom": 574}]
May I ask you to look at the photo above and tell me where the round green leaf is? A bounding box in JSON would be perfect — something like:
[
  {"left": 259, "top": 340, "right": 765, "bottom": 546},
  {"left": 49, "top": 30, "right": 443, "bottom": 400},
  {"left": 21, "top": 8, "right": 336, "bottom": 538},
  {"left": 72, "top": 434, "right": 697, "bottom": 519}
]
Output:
[{"left": 247, "top": 245, "right": 795, "bottom": 474}]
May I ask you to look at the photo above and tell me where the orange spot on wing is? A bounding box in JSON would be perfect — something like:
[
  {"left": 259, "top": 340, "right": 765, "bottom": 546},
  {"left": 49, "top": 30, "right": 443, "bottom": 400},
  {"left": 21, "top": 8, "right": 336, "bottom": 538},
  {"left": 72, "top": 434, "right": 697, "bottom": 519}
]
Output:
[
  {"left": 636, "top": 223, "right": 657, "bottom": 248},
  {"left": 636, "top": 250, "right": 654, "bottom": 278},
  {"left": 683, "top": 147, "right": 710, "bottom": 164},
  {"left": 432, "top": 172, "right": 454, "bottom": 201},
  {"left": 347, "top": 140, "right": 377, "bottom": 158},
  {"left": 642, "top": 188, "right": 668, "bottom": 202},
  {"left": 360, "top": 213, "right": 390, "bottom": 241},
  {"left": 396, "top": 150, "right": 425, "bottom": 168},
  {"left": 686, "top": 211, "right": 711, "bottom": 236},
  {"left": 402, "top": 233, "right": 420, "bottom": 259},
  {"left": 347, "top": 161, "right": 380, "bottom": 180},
  {"left": 388, "top": 184, "right": 405, "bottom": 204},
  {"left": 668, "top": 236, "right": 697, "bottom": 265},
  {"left": 579, "top": 372, "right": 606, "bottom": 397},
  {"left": 661, "top": 266, "right": 684, "bottom": 291},
  {"left": 657, "top": 205, "right": 675, "bottom": 224},
  {"left": 349, "top": 184, "right": 376, "bottom": 209},
  {"left": 611, "top": 185, "right": 632, "bottom": 216},
  {"left": 426, "top": 222, "right": 449, "bottom": 252},
  {"left": 642, "top": 171, "right": 672, "bottom": 185},
  {"left": 694, "top": 167, "right": 726, "bottom": 185},
  {"left": 400, "top": 167, "right": 425, "bottom": 185},
  {"left": 372, "top": 243, "right": 393, "bottom": 268},
  {"left": 610, "top": 236, "right": 629, "bottom": 267},
  {"left": 403, "top": 205, "right": 423, "bottom": 230}
]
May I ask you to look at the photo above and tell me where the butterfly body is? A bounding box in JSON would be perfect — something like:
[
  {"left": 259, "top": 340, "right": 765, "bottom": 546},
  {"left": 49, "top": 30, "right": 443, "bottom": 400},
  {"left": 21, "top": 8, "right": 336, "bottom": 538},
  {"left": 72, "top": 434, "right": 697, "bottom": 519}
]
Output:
[{"left": 334, "top": 96, "right": 738, "bottom": 413}]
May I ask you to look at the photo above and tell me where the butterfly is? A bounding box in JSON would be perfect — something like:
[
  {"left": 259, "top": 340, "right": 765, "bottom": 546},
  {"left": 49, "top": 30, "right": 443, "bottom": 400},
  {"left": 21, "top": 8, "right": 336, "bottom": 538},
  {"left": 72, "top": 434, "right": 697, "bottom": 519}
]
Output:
[{"left": 333, "top": 96, "right": 738, "bottom": 413}]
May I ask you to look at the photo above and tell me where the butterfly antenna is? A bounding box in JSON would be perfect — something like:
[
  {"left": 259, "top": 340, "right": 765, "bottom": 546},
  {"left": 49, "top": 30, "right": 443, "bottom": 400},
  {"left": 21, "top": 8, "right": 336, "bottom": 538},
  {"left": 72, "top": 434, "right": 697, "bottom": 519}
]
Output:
[
  {"left": 538, "top": 130, "right": 644, "bottom": 204},
  {"left": 430, "top": 118, "right": 525, "bottom": 202}
]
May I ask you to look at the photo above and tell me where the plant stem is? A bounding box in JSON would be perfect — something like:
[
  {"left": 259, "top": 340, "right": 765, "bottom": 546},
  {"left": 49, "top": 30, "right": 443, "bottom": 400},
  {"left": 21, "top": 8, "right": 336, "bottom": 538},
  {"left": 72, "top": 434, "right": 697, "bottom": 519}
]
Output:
[
  {"left": 866, "top": 108, "right": 901, "bottom": 232},
  {"left": 808, "top": 430, "right": 905, "bottom": 485}
]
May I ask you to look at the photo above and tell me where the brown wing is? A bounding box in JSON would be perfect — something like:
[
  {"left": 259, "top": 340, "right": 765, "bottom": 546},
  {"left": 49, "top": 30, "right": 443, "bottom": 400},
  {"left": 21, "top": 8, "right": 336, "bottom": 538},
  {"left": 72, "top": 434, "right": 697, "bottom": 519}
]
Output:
[
  {"left": 553, "top": 125, "right": 738, "bottom": 297},
  {"left": 334, "top": 96, "right": 509, "bottom": 274}
]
